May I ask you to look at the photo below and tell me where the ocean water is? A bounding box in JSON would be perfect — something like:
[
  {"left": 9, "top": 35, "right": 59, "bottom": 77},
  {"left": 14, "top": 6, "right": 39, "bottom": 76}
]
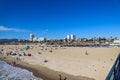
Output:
[{"left": 0, "top": 60, "right": 43, "bottom": 80}]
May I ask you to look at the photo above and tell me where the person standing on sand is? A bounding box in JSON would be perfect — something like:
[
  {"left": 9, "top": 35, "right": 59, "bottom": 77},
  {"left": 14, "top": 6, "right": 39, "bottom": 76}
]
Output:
[
  {"left": 59, "top": 74, "right": 62, "bottom": 80},
  {"left": 12, "top": 61, "right": 16, "bottom": 66},
  {"left": 64, "top": 77, "right": 67, "bottom": 80},
  {"left": 59, "top": 74, "right": 67, "bottom": 80}
]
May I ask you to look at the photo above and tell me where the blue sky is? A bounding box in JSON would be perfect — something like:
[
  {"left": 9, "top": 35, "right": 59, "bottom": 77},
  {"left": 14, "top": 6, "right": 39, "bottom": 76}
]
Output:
[{"left": 0, "top": 0, "right": 120, "bottom": 39}]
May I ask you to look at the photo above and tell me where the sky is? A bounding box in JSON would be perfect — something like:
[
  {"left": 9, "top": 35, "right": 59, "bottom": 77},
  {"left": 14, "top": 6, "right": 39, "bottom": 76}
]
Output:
[{"left": 0, "top": 0, "right": 120, "bottom": 39}]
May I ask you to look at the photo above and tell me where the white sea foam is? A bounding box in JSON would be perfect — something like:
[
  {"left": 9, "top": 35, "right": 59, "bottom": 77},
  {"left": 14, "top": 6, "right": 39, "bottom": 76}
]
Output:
[{"left": 0, "top": 60, "right": 43, "bottom": 80}]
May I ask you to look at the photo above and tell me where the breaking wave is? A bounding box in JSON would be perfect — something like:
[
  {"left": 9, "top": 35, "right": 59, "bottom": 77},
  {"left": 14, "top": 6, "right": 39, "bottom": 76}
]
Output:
[{"left": 0, "top": 60, "right": 43, "bottom": 80}]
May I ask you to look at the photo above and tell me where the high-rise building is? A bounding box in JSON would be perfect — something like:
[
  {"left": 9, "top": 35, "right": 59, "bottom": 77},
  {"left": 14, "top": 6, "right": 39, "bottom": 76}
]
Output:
[
  {"left": 67, "top": 35, "right": 71, "bottom": 40},
  {"left": 29, "top": 34, "right": 46, "bottom": 42},
  {"left": 66, "top": 34, "right": 76, "bottom": 41},
  {"left": 30, "top": 34, "right": 34, "bottom": 41},
  {"left": 70, "top": 34, "right": 76, "bottom": 41}
]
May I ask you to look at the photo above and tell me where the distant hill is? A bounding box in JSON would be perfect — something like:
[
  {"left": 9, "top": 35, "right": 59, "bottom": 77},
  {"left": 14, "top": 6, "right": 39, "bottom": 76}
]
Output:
[{"left": 0, "top": 39, "right": 18, "bottom": 42}]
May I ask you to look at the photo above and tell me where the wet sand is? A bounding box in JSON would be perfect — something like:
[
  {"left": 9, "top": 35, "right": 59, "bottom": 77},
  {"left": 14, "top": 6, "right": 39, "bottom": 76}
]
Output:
[{"left": 0, "top": 55, "right": 94, "bottom": 80}]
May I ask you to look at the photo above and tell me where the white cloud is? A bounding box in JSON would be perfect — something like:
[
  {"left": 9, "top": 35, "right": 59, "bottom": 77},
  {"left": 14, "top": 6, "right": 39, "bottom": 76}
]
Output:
[{"left": 0, "top": 26, "right": 30, "bottom": 32}]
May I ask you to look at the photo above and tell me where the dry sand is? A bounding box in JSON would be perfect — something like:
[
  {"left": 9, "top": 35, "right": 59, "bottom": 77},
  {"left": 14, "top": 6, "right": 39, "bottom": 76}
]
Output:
[{"left": 0, "top": 45, "right": 120, "bottom": 80}]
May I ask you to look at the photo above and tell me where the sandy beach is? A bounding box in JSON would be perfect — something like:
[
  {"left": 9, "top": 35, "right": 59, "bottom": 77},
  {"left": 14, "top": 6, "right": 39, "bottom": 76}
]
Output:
[{"left": 0, "top": 45, "right": 120, "bottom": 80}]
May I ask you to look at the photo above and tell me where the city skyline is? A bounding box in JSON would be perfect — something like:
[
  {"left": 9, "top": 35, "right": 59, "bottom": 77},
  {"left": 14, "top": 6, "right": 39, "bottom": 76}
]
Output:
[{"left": 0, "top": 0, "right": 120, "bottom": 39}]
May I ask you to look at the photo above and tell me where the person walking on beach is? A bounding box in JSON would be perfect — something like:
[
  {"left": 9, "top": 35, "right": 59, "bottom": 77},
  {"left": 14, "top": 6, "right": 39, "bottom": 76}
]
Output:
[
  {"left": 12, "top": 61, "right": 16, "bottom": 66},
  {"left": 59, "top": 74, "right": 62, "bottom": 80},
  {"left": 64, "top": 77, "right": 67, "bottom": 80},
  {"left": 59, "top": 74, "right": 67, "bottom": 80}
]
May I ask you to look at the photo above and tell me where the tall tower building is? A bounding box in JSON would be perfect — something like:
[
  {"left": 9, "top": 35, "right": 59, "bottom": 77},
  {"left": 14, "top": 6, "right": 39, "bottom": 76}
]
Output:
[
  {"left": 70, "top": 34, "right": 76, "bottom": 41},
  {"left": 66, "top": 34, "right": 76, "bottom": 42},
  {"left": 30, "top": 34, "right": 34, "bottom": 41},
  {"left": 67, "top": 35, "right": 71, "bottom": 40}
]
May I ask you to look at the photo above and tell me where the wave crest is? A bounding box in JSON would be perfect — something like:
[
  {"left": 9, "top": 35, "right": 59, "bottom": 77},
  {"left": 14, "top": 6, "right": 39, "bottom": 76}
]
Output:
[{"left": 0, "top": 60, "right": 43, "bottom": 80}]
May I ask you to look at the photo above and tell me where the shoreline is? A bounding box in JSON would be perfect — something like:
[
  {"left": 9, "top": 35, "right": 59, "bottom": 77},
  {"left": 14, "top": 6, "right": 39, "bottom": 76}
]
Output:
[{"left": 0, "top": 55, "right": 95, "bottom": 80}]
